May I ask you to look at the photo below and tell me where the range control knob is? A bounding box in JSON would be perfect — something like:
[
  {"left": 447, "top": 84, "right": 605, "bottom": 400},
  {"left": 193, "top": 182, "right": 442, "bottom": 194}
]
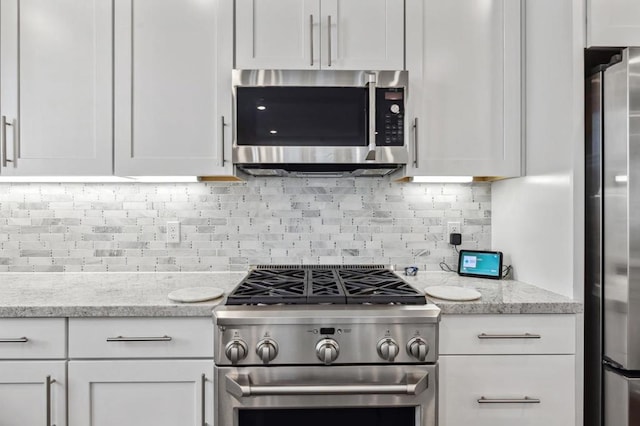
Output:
[
  {"left": 390, "top": 104, "right": 401, "bottom": 114},
  {"left": 377, "top": 338, "right": 399, "bottom": 362},
  {"left": 225, "top": 339, "right": 248, "bottom": 364},
  {"left": 256, "top": 338, "right": 279, "bottom": 364},
  {"left": 315, "top": 338, "right": 339, "bottom": 365},
  {"left": 406, "top": 337, "right": 429, "bottom": 361}
]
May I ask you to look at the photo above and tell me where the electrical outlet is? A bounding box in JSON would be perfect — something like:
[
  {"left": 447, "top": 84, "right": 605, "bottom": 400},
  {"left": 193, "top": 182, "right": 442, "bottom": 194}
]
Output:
[
  {"left": 447, "top": 221, "right": 461, "bottom": 236},
  {"left": 167, "top": 221, "right": 180, "bottom": 243}
]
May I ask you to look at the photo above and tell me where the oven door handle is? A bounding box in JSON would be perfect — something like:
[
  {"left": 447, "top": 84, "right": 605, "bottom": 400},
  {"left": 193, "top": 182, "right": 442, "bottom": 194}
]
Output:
[{"left": 225, "top": 372, "right": 428, "bottom": 398}]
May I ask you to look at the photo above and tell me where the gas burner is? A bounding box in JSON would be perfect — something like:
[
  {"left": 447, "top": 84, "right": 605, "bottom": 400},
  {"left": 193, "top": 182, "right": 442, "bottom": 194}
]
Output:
[
  {"left": 337, "top": 268, "right": 427, "bottom": 305},
  {"left": 225, "top": 265, "right": 426, "bottom": 306}
]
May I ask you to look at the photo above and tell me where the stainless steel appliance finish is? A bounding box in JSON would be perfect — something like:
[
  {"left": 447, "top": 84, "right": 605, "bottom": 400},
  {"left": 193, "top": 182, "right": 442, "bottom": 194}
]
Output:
[
  {"left": 604, "top": 366, "right": 640, "bottom": 426},
  {"left": 602, "top": 49, "right": 640, "bottom": 371},
  {"left": 213, "top": 265, "right": 439, "bottom": 426},
  {"left": 216, "top": 365, "right": 437, "bottom": 426},
  {"left": 585, "top": 48, "right": 640, "bottom": 426},
  {"left": 232, "top": 70, "right": 409, "bottom": 177},
  {"left": 214, "top": 305, "right": 439, "bottom": 366}
]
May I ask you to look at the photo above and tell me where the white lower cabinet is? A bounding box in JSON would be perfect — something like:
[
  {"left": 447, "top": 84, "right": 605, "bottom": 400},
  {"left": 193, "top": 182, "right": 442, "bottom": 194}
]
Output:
[
  {"left": 68, "top": 360, "right": 213, "bottom": 426},
  {"left": 438, "top": 314, "right": 576, "bottom": 426},
  {"left": 0, "top": 361, "right": 66, "bottom": 426},
  {"left": 439, "top": 355, "right": 574, "bottom": 426},
  {"left": 0, "top": 318, "right": 67, "bottom": 426},
  {"left": 67, "top": 317, "right": 214, "bottom": 426}
]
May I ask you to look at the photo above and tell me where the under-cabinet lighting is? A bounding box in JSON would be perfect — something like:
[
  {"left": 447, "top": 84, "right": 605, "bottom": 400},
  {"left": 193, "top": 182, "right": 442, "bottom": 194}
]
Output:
[
  {"left": 124, "top": 176, "right": 201, "bottom": 183},
  {"left": 0, "top": 176, "right": 132, "bottom": 183},
  {"left": 0, "top": 176, "right": 201, "bottom": 183},
  {"left": 411, "top": 176, "right": 473, "bottom": 183}
]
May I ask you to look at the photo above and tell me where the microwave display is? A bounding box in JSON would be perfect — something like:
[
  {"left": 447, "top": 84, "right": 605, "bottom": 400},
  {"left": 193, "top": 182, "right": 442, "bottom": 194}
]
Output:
[
  {"left": 236, "top": 87, "right": 369, "bottom": 147},
  {"left": 376, "top": 88, "right": 405, "bottom": 146}
]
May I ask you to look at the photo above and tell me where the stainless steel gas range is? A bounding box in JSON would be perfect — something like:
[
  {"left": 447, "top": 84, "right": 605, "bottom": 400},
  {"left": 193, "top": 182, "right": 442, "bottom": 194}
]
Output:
[{"left": 213, "top": 265, "right": 441, "bottom": 426}]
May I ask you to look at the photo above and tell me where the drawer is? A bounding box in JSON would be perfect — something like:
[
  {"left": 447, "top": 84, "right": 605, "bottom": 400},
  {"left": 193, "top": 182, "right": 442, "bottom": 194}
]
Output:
[
  {"left": 0, "top": 318, "right": 66, "bottom": 359},
  {"left": 439, "top": 355, "right": 575, "bottom": 426},
  {"left": 439, "top": 314, "right": 575, "bottom": 355},
  {"left": 69, "top": 317, "right": 213, "bottom": 358}
]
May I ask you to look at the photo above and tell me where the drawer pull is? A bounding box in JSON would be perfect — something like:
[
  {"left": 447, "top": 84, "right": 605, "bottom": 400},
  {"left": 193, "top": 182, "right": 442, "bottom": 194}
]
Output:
[
  {"left": 477, "top": 333, "right": 541, "bottom": 339},
  {"left": 106, "top": 335, "right": 172, "bottom": 342},
  {"left": 201, "top": 374, "right": 206, "bottom": 426},
  {"left": 0, "top": 337, "right": 28, "bottom": 343},
  {"left": 46, "top": 375, "right": 56, "bottom": 426},
  {"left": 478, "top": 396, "right": 541, "bottom": 404}
]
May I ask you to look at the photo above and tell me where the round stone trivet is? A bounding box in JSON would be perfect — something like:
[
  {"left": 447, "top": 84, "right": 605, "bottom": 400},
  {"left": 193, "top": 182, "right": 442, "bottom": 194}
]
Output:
[
  {"left": 168, "top": 287, "right": 225, "bottom": 303},
  {"left": 424, "top": 286, "right": 481, "bottom": 301}
]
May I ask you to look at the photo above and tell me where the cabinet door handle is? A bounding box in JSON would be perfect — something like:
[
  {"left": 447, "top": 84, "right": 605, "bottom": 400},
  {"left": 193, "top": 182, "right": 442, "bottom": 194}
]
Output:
[
  {"left": 412, "top": 118, "right": 418, "bottom": 168},
  {"left": 220, "top": 116, "right": 226, "bottom": 167},
  {"left": 309, "top": 15, "right": 314, "bottom": 66},
  {"left": 477, "top": 333, "right": 541, "bottom": 339},
  {"left": 478, "top": 396, "right": 540, "bottom": 404},
  {"left": 0, "top": 337, "right": 28, "bottom": 343},
  {"left": 1, "top": 115, "right": 13, "bottom": 167},
  {"left": 201, "top": 374, "right": 206, "bottom": 426},
  {"left": 106, "top": 335, "right": 172, "bottom": 342},
  {"left": 46, "top": 375, "right": 56, "bottom": 426},
  {"left": 327, "top": 15, "right": 332, "bottom": 67}
]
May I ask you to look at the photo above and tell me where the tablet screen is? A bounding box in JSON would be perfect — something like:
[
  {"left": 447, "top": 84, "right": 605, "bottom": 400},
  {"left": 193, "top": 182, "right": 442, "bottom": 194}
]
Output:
[{"left": 458, "top": 250, "right": 503, "bottom": 279}]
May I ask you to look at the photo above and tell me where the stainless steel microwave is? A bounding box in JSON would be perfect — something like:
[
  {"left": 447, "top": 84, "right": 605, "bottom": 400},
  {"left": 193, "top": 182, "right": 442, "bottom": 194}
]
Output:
[{"left": 231, "top": 70, "right": 409, "bottom": 177}]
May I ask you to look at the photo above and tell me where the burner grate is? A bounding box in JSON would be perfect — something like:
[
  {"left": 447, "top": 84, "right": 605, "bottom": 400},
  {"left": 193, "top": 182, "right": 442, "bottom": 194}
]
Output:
[
  {"left": 227, "top": 266, "right": 425, "bottom": 306},
  {"left": 225, "top": 269, "right": 307, "bottom": 305},
  {"left": 307, "top": 270, "right": 346, "bottom": 304},
  {"left": 338, "top": 268, "right": 427, "bottom": 305}
]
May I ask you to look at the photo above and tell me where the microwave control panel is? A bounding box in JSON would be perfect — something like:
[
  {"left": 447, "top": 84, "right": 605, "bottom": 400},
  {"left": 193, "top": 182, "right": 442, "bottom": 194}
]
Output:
[{"left": 376, "top": 88, "right": 405, "bottom": 146}]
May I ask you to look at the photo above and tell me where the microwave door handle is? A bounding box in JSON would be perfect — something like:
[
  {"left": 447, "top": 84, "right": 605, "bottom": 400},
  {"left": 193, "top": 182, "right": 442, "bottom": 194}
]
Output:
[
  {"left": 366, "top": 74, "right": 376, "bottom": 161},
  {"left": 310, "top": 15, "right": 314, "bottom": 67}
]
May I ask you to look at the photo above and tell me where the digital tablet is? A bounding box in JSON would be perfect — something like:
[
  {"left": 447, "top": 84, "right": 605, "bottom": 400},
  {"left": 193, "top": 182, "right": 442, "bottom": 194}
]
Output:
[{"left": 457, "top": 250, "right": 503, "bottom": 279}]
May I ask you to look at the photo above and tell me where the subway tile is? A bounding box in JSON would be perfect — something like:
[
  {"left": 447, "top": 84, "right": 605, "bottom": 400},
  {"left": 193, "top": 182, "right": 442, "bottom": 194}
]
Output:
[
  {"left": 20, "top": 250, "right": 51, "bottom": 257},
  {"left": 0, "top": 180, "right": 490, "bottom": 272}
]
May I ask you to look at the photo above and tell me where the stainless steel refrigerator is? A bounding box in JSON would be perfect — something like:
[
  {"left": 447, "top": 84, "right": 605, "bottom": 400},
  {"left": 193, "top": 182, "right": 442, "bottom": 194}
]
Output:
[{"left": 586, "top": 47, "right": 640, "bottom": 426}]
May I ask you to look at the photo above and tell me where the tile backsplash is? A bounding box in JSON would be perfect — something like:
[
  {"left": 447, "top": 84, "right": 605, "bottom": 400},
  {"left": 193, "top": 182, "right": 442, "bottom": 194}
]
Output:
[{"left": 0, "top": 178, "right": 491, "bottom": 272}]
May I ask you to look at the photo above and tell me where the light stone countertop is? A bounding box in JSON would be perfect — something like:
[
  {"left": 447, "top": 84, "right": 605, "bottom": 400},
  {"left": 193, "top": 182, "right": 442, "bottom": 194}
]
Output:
[
  {"left": 0, "top": 272, "right": 246, "bottom": 317},
  {"left": 0, "top": 271, "right": 582, "bottom": 317},
  {"left": 403, "top": 272, "right": 583, "bottom": 314}
]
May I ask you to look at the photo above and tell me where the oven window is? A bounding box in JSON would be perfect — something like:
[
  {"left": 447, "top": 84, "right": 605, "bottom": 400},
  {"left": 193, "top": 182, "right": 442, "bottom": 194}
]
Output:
[
  {"left": 238, "top": 407, "right": 415, "bottom": 426},
  {"left": 236, "top": 87, "right": 368, "bottom": 147}
]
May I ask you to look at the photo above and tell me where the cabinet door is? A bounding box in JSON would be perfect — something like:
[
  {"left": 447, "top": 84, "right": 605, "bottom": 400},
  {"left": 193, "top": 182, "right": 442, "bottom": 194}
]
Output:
[
  {"left": 439, "top": 355, "right": 575, "bottom": 426},
  {"left": 114, "top": 0, "right": 233, "bottom": 176},
  {"left": 0, "top": 0, "right": 112, "bottom": 176},
  {"left": 68, "top": 360, "right": 213, "bottom": 426},
  {"left": 236, "top": 0, "right": 320, "bottom": 70},
  {"left": 588, "top": 0, "right": 640, "bottom": 47},
  {"left": 405, "top": 0, "right": 522, "bottom": 177},
  {"left": 322, "top": 0, "right": 404, "bottom": 70},
  {"left": 0, "top": 361, "right": 66, "bottom": 426}
]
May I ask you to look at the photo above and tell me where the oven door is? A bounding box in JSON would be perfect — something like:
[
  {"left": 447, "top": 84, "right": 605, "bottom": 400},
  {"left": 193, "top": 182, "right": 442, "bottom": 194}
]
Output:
[{"left": 215, "top": 364, "right": 437, "bottom": 426}]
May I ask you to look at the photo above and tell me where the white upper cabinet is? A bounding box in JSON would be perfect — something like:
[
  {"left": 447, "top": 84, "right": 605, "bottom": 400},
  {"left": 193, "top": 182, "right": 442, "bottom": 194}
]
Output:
[
  {"left": 236, "top": 0, "right": 404, "bottom": 70},
  {"left": 0, "top": 0, "right": 112, "bottom": 176},
  {"left": 588, "top": 0, "right": 640, "bottom": 47},
  {"left": 403, "top": 0, "right": 522, "bottom": 178},
  {"left": 114, "top": 0, "right": 233, "bottom": 176},
  {"left": 236, "top": 0, "right": 320, "bottom": 70}
]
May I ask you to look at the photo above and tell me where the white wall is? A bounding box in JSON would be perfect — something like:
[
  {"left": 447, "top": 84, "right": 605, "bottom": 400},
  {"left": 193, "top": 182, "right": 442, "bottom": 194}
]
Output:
[{"left": 492, "top": 0, "right": 584, "bottom": 300}]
